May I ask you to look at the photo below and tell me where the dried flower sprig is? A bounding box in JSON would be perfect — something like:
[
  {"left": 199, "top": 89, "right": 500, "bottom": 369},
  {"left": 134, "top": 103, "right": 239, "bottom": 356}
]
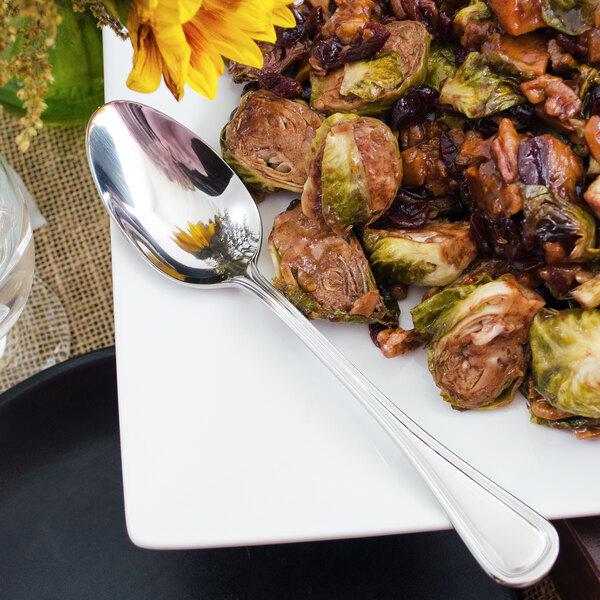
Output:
[{"left": 0, "top": 0, "right": 60, "bottom": 151}]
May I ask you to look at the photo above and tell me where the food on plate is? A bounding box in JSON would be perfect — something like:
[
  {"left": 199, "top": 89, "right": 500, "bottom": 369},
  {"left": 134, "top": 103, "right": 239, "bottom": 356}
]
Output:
[
  {"left": 362, "top": 221, "right": 478, "bottom": 286},
  {"left": 269, "top": 200, "right": 398, "bottom": 324},
  {"left": 528, "top": 309, "right": 600, "bottom": 438},
  {"left": 411, "top": 275, "right": 545, "bottom": 409},
  {"left": 221, "top": 0, "right": 600, "bottom": 437},
  {"left": 301, "top": 113, "right": 402, "bottom": 234},
  {"left": 310, "top": 20, "right": 430, "bottom": 115},
  {"left": 220, "top": 90, "right": 323, "bottom": 194}
]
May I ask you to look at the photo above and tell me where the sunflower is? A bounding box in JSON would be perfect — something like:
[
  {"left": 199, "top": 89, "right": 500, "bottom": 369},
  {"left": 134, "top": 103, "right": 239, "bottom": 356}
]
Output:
[
  {"left": 173, "top": 220, "right": 217, "bottom": 254},
  {"left": 126, "top": 0, "right": 295, "bottom": 101}
]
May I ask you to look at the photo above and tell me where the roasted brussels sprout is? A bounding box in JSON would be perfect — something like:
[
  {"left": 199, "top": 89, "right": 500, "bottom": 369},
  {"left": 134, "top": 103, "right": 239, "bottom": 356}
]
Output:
[
  {"left": 310, "top": 20, "right": 430, "bottom": 115},
  {"left": 220, "top": 90, "right": 323, "bottom": 194},
  {"left": 530, "top": 309, "right": 600, "bottom": 422},
  {"left": 362, "top": 222, "right": 478, "bottom": 287},
  {"left": 481, "top": 33, "right": 549, "bottom": 80},
  {"left": 426, "top": 43, "right": 457, "bottom": 92},
  {"left": 412, "top": 275, "right": 545, "bottom": 409},
  {"left": 302, "top": 113, "right": 402, "bottom": 235},
  {"left": 439, "top": 53, "right": 526, "bottom": 119},
  {"left": 541, "top": 0, "right": 598, "bottom": 35},
  {"left": 268, "top": 200, "right": 397, "bottom": 324},
  {"left": 453, "top": 0, "right": 493, "bottom": 30},
  {"left": 521, "top": 184, "right": 597, "bottom": 263}
]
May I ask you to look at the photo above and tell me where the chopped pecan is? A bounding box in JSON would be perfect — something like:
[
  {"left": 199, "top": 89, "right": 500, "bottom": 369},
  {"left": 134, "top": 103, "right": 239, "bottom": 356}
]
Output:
[
  {"left": 520, "top": 75, "right": 582, "bottom": 123},
  {"left": 547, "top": 39, "right": 578, "bottom": 75},
  {"left": 320, "top": 0, "right": 374, "bottom": 43},
  {"left": 461, "top": 20, "right": 499, "bottom": 50},
  {"left": 376, "top": 327, "right": 428, "bottom": 358}
]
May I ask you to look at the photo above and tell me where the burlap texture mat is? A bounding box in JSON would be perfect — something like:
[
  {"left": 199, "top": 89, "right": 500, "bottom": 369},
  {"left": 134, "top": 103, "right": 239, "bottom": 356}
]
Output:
[
  {"left": 0, "top": 110, "right": 114, "bottom": 366},
  {"left": 0, "top": 109, "right": 564, "bottom": 599}
]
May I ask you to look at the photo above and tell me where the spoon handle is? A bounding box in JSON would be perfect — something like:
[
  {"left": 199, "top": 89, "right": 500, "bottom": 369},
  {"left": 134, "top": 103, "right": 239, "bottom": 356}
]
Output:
[{"left": 236, "top": 262, "right": 558, "bottom": 588}]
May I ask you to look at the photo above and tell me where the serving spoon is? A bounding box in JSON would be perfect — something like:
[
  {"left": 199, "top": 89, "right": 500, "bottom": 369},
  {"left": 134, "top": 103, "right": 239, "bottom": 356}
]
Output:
[{"left": 86, "top": 100, "right": 558, "bottom": 587}]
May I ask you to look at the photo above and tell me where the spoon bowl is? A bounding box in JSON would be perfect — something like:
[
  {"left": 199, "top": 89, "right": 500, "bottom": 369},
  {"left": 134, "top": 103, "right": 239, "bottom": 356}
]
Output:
[
  {"left": 86, "top": 100, "right": 262, "bottom": 285},
  {"left": 86, "top": 100, "right": 558, "bottom": 588}
]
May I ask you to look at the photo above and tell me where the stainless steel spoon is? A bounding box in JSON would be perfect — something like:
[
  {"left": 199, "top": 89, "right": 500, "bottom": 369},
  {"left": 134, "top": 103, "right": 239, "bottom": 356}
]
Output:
[{"left": 86, "top": 100, "right": 558, "bottom": 587}]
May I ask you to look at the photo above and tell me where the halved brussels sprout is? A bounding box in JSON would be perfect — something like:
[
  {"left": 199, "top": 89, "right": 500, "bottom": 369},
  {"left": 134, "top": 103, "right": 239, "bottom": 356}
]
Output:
[
  {"left": 362, "top": 222, "right": 478, "bottom": 287},
  {"left": 220, "top": 90, "right": 323, "bottom": 194},
  {"left": 571, "top": 272, "right": 600, "bottom": 308},
  {"left": 530, "top": 308, "right": 600, "bottom": 419},
  {"left": 541, "top": 0, "right": 598, "bottom": 35},
  {"left": 302, "top": 113, "right": 402, "bottom": 235},
  {"left": 453, "top": 0, "right": 493, "bottom": 31},
  {"left": 439, "top": 53, "right": 525, "bottom": 119},
  {"left": 268, "top": 201, "right": 398, "bottom": 325},
  {"left": 481, "top": 33, "right": 549, "bottom": 80},
  {"left": 412, "top": 275, "right": 545, "bottom": 409},
  {"left": 310, "top": 20, "right": 430, "bottom": 115},
  {"left": 426, "top": 43, "right": 458, "bottom": 92},
  {"left": 521, "top": 184, "right": 597, "bottom": 263}
]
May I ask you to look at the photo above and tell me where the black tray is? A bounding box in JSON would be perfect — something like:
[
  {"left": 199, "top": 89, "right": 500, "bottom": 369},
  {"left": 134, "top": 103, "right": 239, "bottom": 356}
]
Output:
[{"left": 0, "top": 347, "right": 519, "bottom": 600}]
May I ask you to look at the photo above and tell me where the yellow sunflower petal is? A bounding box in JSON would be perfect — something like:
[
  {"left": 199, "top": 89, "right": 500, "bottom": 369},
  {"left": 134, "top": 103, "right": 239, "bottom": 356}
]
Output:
[
  {"left": 126, "top": 18, "right": 163, "bottom": 94},
  {"left": 272, "top": 2, "right": 296, "bottom": 28}
]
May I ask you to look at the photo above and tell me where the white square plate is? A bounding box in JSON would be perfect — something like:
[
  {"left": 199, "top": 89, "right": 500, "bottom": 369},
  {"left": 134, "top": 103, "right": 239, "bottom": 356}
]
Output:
[{"left": 103, "top": 29, "right": 600, "bottom": 549}]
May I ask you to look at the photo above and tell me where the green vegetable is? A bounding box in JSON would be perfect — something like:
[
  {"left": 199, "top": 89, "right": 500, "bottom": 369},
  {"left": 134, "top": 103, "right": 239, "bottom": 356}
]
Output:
[
  {"left": 541, "top": 0, "right": 598, "bottom": 35},
  {"left": 362, "top": 222, "right": 478, "bottom": 287},
  {"left": 310, "top": 20, "right": 429, "bottom": 115},
  {"left": 412, "top": 275, "right": 545, "bottom": 409},
  {"left": 530, "top": 309, "right": 600, "bottom": 418},
  {"left": 426, "top": 43, "right": 458, "bottom": 91},
  {"left": 268, "top": 202, "right": 398, "bottom": 325},
  {"left": 340, "top": 52, "right": 405, "bottom": 99},
  {"left": 453, "top": 0, "right": 493, "bottom": 30},
  {"left": 302, "top": 113, "right": 401, "bottom": 235},
  {"left": 220, "top": 90, "right": 323, "bottom": 194},
  {"left": 521, "top": 184, "right": 597, "bottom": 262},
  {"left": 321, "top": 121, "right": 371, "bottom": 233},
  {"left": 439, "top": 52, "right": 525, "bottom": 118}
]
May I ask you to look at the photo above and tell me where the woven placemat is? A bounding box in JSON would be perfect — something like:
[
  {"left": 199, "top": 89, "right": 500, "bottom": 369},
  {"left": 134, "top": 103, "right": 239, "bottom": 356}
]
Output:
[
  {"left": 0, "top": 109, "right": 565, "bottom": 600},
  {"left": 0, "top": 110, "right": 114, "bottom": 363}
]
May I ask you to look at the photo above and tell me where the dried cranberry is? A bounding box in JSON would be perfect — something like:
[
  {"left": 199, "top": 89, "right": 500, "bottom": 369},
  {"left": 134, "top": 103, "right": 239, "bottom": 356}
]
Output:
[
  {"left": 342, "top": 23, "right": 390, "bottom": 64},
  {"left": 439, "top": 131, "right": 461, "bottom": 179},
  {"left": 455, "top": 48, "right": 469, "bottom": 67},
  {"left": 310, "top": 37, "right": 344, "bottom": 73},
  {"left": 555, "top": 33, "right": 588, "bottom": 59},
  {"left": 467, "top": 118, "right": 498, "bottom": 138},
  {"left": 242, "top": 81, "right": 261, "bottom": 95},
  {"left": 587, "top": 84, "right": 600, "bottom": 116},
  {"left": 517, "top": 137, "right": 546, "bottom": 186},
  {"left": 435, "top": 102, "right": 464, "bottom": 117},
  {"left": 369, "top": 323, "right": 387, "bottom": 348},
  {"left": 258, "top": 73, "right": 302, "bottom": 98},
  {"left": 275, "top": 7, "right": 307, "bottom": 48},
  {"left": 385, "top": 201, "right": 430, "bottom": 229},
  {"left": 438, "top": 10, "right": 454, "bottom": 42},
  {"left": 305, "top": 7, "right": 325, "bottom": 38},
  {"left": 397, "top": 185, "right": 433, "bottom": 200},
  {"left": 501, "top": 103, "right": 536, "bottom": 127},
  {"left": 511, "top": 255, "right": 546, "bottom": 273},
  {"left": 401, "top": 0, "right": 437, "bottom": 32},
  {"left": 391, "top": 85, "right": 439, "bottom": 130}
]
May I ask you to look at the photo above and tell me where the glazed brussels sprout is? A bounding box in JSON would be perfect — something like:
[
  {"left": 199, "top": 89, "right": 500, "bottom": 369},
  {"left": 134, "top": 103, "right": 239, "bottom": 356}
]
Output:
[
  {"left": 541, "top": 0, "right": 598, "bottom": 35},
  {"left": 302, "top": 113, "right": 402, "bottom": 235},
  {"left": 362, "top": 222, "right": 478, "bottom": 287},
  {"left": 426, "top": 44, "right": 457, "bottom": 92},
  {"left": 412, "top": 275, "right": 545, "bottom": 409},
  {"left": 521, "top": 185, "right": 597, "bottom": 263},
  {"left": 268, "top": 201, "right": 397, "bottom": 325},
  {"left": 310, "top": 20, "right": 430, "bottom": 115},
  {"left": 220, "top": 90, "right": 323, "bottom": 194},
  {"left": 439, "top": 53, "right": 525, "bottom": 119},
  {"left": 530, "top": 309, "right": 600, "bottom": 423}
]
